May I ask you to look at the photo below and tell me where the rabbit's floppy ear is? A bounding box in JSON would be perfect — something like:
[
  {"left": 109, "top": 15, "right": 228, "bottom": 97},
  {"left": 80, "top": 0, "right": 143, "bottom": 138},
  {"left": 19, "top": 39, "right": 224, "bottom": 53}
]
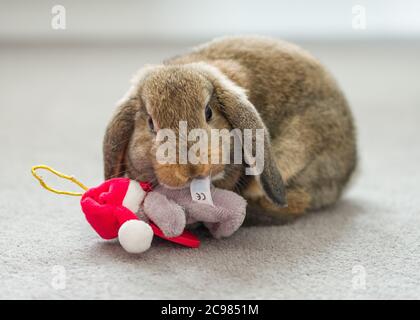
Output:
[
  {"left": 198, "top": 63, "right": 287, "bottom": 207},
  {"left": 103, "top": 65, "right": 159, "bottom": 180},
  {"left": 103, "top": 100, "right": 137, "bottom": 180}
]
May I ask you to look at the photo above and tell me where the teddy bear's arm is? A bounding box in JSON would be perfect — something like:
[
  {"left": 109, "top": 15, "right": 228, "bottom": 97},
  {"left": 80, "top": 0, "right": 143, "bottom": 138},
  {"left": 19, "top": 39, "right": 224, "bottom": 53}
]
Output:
[
  {"left": 143, "top": 191, "right": 186, "bottom": 238},
  {"left": 186, "top": 189, "right": 247, "bottom": 239}
]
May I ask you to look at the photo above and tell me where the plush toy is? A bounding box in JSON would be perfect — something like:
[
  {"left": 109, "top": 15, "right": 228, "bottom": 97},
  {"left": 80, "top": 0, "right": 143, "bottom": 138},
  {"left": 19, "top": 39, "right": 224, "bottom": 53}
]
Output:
[
  {"left": 143, "top": 184, "right": 247, "bottom": 240},
  {"left": 80, "top": 177, "right": 201, "bottom": 253},
  {"left": 31, "top": 165, "right": 247, "bottom": 254}
]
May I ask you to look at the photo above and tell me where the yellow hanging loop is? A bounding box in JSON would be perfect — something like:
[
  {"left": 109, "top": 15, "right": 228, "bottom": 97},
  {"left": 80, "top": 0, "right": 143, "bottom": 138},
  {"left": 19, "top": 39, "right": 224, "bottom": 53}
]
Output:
[{"left": 31, "top": 165, "right": 88, "bottom": 196}]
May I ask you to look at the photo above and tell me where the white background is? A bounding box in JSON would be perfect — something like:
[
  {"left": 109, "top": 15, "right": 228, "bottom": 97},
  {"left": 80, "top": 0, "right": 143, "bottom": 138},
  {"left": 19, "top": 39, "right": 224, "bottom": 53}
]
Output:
[{"left": 1, "top": 0, "right": 419, "bottom": 43}]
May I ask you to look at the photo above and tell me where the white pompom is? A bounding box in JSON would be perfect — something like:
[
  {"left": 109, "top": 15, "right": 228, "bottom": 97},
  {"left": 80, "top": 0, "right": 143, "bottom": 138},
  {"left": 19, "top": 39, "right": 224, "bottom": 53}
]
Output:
[{"left": 118, "top": 220, "right": 153, "bottom": 254}]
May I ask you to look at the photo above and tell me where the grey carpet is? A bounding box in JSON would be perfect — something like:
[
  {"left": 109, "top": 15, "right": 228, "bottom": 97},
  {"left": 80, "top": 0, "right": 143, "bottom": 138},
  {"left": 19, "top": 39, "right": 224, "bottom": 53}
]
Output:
[{"left": 0, "top": 41, "right": 419, "bottom": 299}]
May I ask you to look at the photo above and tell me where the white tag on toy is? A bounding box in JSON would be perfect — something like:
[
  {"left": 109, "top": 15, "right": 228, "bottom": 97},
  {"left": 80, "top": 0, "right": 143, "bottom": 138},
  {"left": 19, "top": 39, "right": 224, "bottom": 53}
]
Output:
[{"left": 190, "top": 176, "right": 214, "bottom": 206}]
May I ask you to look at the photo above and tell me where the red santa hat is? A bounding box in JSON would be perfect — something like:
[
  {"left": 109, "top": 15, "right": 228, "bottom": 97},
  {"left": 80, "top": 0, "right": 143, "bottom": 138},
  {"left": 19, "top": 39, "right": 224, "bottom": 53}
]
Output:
[{"left": 81, "top": 178, "right": 154, "bottom": 253}]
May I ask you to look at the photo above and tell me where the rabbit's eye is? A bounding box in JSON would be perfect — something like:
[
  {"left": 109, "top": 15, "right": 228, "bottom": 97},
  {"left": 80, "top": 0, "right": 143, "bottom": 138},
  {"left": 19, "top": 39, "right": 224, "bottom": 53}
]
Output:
[
  {"left": 205, "top": 105, "right": 213, "bottom": 122},
  {"left": 147, "top": 116, "right": 155, "bottom": 132}
]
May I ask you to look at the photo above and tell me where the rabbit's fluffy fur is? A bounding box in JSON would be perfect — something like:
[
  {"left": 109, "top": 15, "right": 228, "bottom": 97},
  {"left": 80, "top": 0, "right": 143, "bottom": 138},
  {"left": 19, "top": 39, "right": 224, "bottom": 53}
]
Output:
[{"left": 104, "top": 36, "right": 357, "bottom": 217}]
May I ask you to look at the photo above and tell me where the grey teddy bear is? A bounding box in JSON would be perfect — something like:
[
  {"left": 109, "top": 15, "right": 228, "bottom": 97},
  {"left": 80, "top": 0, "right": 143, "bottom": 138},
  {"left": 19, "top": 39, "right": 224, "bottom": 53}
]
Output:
[{"left": 141, "top": 184, "right": 247, "bottom": 239}]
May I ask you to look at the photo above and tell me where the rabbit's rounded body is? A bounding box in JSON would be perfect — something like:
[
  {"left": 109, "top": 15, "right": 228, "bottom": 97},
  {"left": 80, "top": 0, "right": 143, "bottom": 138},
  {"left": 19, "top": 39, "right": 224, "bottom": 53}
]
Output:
[
  {"left": 104, "top": 36, "right": 357, "bottom": 217},
  {"left": 166, "top": 36, "right": 357, "bottom": 215}
]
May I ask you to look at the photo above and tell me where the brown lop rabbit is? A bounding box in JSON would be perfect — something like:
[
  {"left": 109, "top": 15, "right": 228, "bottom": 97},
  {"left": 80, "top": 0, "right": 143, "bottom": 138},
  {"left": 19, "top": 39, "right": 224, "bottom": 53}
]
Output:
[{"left": 103, "top": 36, "right": 357, "bottom": 217}]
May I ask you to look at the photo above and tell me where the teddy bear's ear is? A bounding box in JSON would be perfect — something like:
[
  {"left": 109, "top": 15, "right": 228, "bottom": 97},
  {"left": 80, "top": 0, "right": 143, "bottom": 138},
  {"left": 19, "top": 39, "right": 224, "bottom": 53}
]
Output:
[{"left": 103, "top": 101, "right": 137, "bottom": 180}]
